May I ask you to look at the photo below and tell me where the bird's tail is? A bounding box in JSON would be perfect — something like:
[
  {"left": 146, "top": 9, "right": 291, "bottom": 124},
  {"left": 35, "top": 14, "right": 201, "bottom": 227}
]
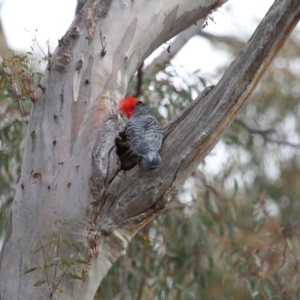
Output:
[{"left": 141, "top": 151, "right": 162, "bottom": 171}]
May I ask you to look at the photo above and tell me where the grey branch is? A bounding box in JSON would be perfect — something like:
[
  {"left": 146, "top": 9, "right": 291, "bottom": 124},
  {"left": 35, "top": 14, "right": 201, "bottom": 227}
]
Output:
[
  {"left": 235, "top": 118, "right": 300, "bottom": 148},
  {"left": 102, "top": 0, "right": 300, "bottom": 233},
  {"left": 144, "top": 20, "right": 245, "bottom": 76},
  {"left": 144, "top": 20, "right": 205, "bottom": 75}
]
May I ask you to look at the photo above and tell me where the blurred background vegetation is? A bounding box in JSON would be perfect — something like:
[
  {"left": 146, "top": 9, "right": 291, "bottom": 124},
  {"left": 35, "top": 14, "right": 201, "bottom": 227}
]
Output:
[{"left": 1, "top": 1, "right": 300, "bottom": 299}]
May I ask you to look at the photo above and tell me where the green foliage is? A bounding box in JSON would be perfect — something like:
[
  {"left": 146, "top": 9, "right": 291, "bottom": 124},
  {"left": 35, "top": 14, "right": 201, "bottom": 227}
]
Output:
[
  {"left": 25, "top": 220, "right": 89, "bottom": 297},
  {"left": 97, "top": 183, "right": 300, "bottom": 299}
]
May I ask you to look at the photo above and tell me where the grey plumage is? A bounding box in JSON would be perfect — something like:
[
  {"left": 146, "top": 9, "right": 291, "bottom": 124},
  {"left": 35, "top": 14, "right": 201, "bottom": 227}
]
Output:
[{"left": 126, "top": 102, "right": 162, "bottom": 170}]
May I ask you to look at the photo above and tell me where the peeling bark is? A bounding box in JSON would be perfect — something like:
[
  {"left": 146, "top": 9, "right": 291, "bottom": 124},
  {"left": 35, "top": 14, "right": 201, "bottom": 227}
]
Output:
[{"left": 0, "top": 0, "right": 299, "bottom": 299}]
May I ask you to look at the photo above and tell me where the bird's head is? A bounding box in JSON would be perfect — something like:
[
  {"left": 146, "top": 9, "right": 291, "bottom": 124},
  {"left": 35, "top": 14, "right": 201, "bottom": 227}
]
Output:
[{"left": 119, "top": 96, "right": 139, "bottom": 118}]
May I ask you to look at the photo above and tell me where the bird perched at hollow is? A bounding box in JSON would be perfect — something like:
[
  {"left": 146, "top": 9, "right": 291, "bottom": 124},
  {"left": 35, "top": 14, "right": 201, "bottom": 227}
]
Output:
[{"left": 119, "top": 97, "right": 163, "bottom": 170}]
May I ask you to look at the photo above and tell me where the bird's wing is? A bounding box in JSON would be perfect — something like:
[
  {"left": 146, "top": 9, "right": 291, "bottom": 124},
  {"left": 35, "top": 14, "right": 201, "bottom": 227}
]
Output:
[
  {"left": 126, "top": 115, "right": 162, "bottom": 155},
  {"left": 126, "top": 118, "right": 149, "bottom": 156},
  {"left": 142, "top": 116, "right": 162, "bottom": 151}
]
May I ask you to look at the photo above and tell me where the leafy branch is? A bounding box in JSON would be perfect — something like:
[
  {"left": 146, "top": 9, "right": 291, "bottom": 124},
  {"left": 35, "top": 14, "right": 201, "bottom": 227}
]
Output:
[
  {"left": 234, "top": 118, "right": 300, "bottom": 148},
  {"left": 25, "top": 220, "right": 89, "bottom": 297}
]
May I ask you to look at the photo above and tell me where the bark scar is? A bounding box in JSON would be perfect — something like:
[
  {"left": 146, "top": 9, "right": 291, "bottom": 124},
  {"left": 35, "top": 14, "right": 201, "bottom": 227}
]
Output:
[{"left": 85, "top": 0, "right": 111, "bottom": 42}]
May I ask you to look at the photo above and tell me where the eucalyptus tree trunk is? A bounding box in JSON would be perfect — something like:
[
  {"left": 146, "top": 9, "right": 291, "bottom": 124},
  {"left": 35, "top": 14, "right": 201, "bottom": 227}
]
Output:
[{"left": 0, "top": 0, "right": 299, "bottom": 299}]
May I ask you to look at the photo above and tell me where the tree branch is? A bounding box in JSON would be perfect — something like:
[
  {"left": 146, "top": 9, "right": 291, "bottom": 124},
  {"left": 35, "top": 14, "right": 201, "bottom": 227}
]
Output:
[
  {"left": 75, "top": 0, "right": 87, "bottom": 15},
  {"left": 144, "top": 20, "right": 205, "bottom": 75},
  {"left": 133, "top": 62, "right": 144, "bottom": 97},
  {"left": 100, "top": 0, "right": 300, "bottom": 243},
  {"left": 92, "top": 0, "right": 300, "bottom": 295},
  {"left": 235, "top": 118, "right": 300, "bottom": 148},
  {"left": 198, "top": 30, "right": 244, "bottom": 48},
  {"left": 144, "top": 20, "right": 244, "bottom": 76}
]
